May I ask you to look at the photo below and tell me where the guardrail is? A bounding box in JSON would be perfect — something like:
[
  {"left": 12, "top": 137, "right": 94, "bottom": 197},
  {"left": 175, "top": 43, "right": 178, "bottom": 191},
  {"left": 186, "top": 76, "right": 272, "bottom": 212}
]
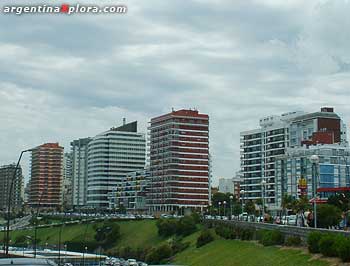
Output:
[{"left": 204, "top": 219, "right": 350, "bottom": 241}]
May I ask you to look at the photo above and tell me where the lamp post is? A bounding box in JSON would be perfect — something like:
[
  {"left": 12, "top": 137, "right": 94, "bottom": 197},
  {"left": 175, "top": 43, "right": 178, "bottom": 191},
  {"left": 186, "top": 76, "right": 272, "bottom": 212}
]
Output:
[
  {"left": 218, "top": 202, "right": 222, "bottom": 217},
  {"left": 261, "top": 180, "right": 266, "bottom": 221},
  {"left": 5, "top": 149, "right": 32, "bottom": 257},
  {"left": 310, "top": 155, "right": 319, "bottom": 228},
  {"left": 223, "top": 201, "right": 227, "bottom": 217},
  {"left": 229, "top": 195, "right": 234, "bottom": 219},
  {"left": 240, "top": 190, "right": 245, "bottom": 220}
]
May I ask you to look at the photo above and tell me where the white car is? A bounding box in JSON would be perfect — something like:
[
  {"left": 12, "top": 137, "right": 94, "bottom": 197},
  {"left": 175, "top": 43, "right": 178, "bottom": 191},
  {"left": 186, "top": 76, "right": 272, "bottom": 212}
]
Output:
[{"left": 127, "top": 259, "right": 138, "bottom": 266}]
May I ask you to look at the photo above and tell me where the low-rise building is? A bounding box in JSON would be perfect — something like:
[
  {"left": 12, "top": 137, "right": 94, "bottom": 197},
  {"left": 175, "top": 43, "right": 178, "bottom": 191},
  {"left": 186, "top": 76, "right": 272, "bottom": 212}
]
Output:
[{"left": 108, "top": 170, "right": 150, "bottom": 212}]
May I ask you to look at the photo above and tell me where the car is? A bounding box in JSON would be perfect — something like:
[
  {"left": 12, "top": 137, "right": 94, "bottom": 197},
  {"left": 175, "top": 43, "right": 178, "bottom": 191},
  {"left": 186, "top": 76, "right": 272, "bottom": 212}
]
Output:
[
  {"left": 287, "top": 215, "right": 297, "bottom": 226},
  {"left": 127, "top": 259, "right": 138, "bottom": 266}
]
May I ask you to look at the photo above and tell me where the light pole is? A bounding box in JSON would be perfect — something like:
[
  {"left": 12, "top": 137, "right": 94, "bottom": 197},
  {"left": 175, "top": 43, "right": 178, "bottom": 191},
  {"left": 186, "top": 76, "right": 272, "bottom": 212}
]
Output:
[
  {"left": 218, "top": 202, "right": 221, "bottom": 216},
  {"left": 229, "top": 195, "right": 234, "bottom": 219},
  {"left": 261, "top": 180, "right": 266, "bottom": 221},
  {"left": 5, "top": 149, "right": 32, "bottom": 257},
  {"left": 240, "top": 190, "right": 245, "bottom": 220},
  {"left": 310, "top": 155, "right": 319, "bottom": 228},
  {"left": 223, "top": 201, "right": 227, "bottom": 217}
]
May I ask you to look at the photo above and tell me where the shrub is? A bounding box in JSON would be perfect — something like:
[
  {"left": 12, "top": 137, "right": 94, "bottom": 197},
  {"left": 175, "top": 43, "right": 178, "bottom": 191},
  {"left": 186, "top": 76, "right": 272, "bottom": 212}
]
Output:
[
  {"left": 259, "top": 230, "right": 284, "bottom": 246},
  {"left": 317, "top": 204, "right": 342, "bottom": 228},
  {"left": 285, "top": 236, "right": 302, "bottom": 247},
  {"left": 156, "top": 219, "right": 177, "bottom": 237},
  {"left": 215, "top": 226, "right": 232, "bottom": 239},
  {"left": 196, "top": 230, "right": 214, "bottom": 248},
  {"left": 145, "top": 244, "right": 172, "bottom": 264},
  {"left": 337, "top": 237, "right": 350, "bottom": 262},
  {"left": 240, "top": 228, "right": 254, "bottom": 241},
  {"left": 319, "top": 234, "right": 338, "bottom": 257},
  {"left": 307, "top": 232, "right": 323, "bottom": 253},
  {"left": 176, "top": 216, "right": 197, "bottom": 236}
]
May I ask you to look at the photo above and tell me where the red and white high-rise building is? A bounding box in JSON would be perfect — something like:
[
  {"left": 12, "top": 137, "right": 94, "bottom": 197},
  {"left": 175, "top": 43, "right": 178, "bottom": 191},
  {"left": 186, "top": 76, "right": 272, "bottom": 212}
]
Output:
[
  {"left": 29, "top": 143, "right": 64, "bottom": 209},
  {"left": 148, "top": 109, "right": 209, "bottom": 213}
]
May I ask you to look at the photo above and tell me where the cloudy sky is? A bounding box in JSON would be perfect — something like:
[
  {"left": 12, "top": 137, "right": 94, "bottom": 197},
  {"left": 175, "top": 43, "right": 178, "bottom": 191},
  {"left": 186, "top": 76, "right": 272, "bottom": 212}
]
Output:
[{"left": 1, "top": 0, "right": 350, "bottom": 185}]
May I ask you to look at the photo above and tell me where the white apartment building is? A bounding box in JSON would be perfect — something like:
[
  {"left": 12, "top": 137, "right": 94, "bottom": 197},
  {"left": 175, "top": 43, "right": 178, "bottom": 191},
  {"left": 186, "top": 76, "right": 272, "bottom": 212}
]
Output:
[
  {"left": 87, "top": 121, "right": 146, "bottom": 209},
  {"left": 71, "top": 138, "right": 91, "bottom": 208},
  {"left": 240, "top": 107, "right": 347, "bottom": 211}
]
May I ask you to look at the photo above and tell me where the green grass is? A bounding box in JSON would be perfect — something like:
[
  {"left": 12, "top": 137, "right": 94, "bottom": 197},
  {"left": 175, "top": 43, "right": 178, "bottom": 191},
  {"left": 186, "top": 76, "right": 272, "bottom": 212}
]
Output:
[
  {"left": 9, "top": 219, "right": 163, "bottom": 251},
  {"left": 173, "top": 239, "right": 329, "bottom": 266}
]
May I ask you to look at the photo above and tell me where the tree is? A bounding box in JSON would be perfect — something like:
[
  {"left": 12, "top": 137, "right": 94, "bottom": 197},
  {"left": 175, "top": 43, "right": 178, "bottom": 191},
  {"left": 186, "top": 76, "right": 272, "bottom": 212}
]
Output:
[
  {"left": 281, "top": 194, "right": 294, "bottom": 218},
  {"left": 292, "top": 196, "right": 310, "bottom": 214},
  {"left": 317, "top": 204, "right": 342, "bottom": 228},
  {"left": 212, "top": 192, "right": 237, "bottom": 214},
  {"left": 327, "top": 193, "right": 350, "bottom": 212},
  {"left": 244, "top": 200, "right": 255, "bottom": 215}
]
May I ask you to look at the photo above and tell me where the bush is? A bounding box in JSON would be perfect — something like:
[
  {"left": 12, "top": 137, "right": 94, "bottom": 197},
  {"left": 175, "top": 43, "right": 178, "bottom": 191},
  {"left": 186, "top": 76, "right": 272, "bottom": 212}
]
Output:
[
  {"left": 319, "top": 234, "right": 338, "bottom": 257},
  {"left": 307, "top": 232, "right": 323, "bottom": 253},
  {"left": 14, "top": 235, "right": 27, "bottom": 246},
  {"left": 176, "top": 216, "right": 197, "bottom": 236},
  {"left": 317, "top": 204, "right": 342, "bottom": 228},
  {"left": 197, "top": 230, "right": 214, "bottom": 248},
  {"left": 240, "top": 228, "right": 254, "bottom": 241},
  {"left": 215, "top": 226, "right": 233, "bottom": 239},
  {"left": 259, "top": 230, "right": 284, "bottom": 246},
  {"left": 337, "top": 237, "right": 350, "bottom": 262},
  {"left": 145, "top": 244, "right": 173, "bottom": 264},
  {"left": 285, "top": 236, "right": 302, "bottom": 247},
  {"left": 156, "top": 219, "right": 178, "bottom": 237}
]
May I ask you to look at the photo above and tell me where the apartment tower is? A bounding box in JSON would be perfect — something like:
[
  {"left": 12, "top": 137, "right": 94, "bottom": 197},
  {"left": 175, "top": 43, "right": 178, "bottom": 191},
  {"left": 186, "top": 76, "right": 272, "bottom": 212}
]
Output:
[
  {"left": 29, "top": 143, "right": 64, "bottom": 208},
  {"left": 148, "top": 109, "right": 209, "bottom": 213}
]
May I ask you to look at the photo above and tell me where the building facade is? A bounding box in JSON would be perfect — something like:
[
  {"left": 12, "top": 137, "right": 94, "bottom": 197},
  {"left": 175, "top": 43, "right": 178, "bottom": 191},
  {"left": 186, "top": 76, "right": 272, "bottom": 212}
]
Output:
[
  {"left": 240, "top": 107, "right": 347, "bottom": 210},
  {"left": 218, "top": 178, "right": 234, "bottom": 194},
  {"left": 108, "top": 170, "right": 149, "bottom": 212},
  {"left": 275, "top": 144, "right": 350, "bottom": 205},
  {"left": 148, "top": 109, "right": 209, "bottom": 212},
  {"left": 62, "top": 152, "right": 73, "bottom": 209},
  {"left": 29, "top": 143, "right": 64, "bottom": 209},
  {"left": 0, "top": 164, "right": 24, "bottom": 210},
  {"left": 71, "top": 138, "right": 91, "bottom": 208},
  {"left": 87, "top": 121, "right": 146, "bottom": 209}
]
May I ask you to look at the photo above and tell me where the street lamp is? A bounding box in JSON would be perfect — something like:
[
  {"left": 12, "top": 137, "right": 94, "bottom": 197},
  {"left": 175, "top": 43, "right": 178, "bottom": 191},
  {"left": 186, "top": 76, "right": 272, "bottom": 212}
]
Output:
[
  {"left": 229, "top": 195, "right": 234, "bottom": 219},
  {"left": 261, "top": 180, "right": 266, "bottom": 221},
  {"left": 310, "top": 155, "right": 319, "bottom": 228},
  {"left": 240, "top": 190, "right": 245, "bottom": 220},
  {"left": 218, "top": 202, "right": 222, "bottom": 216},
  {"left": 223, "top": 201, "right": 227, "bottom": 217},
  {"left": 5, "top": 149, "right": 32, "bottom": 257}
]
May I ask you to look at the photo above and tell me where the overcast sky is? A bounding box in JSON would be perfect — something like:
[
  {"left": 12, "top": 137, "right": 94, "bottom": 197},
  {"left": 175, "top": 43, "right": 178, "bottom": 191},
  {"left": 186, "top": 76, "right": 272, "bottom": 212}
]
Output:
[{"left": 1, "top": 0, "right": 350, "bottom": 186}]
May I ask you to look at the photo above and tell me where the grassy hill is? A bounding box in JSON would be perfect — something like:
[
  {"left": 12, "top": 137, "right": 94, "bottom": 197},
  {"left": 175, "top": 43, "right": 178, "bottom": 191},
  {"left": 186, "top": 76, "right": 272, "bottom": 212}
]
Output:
[
  {"left": 9, "top": 219, "right": 163, "bottom": 251},
  {"left": 9, "top": 219, "right": 330, "bottom": 266},
  {"left": 173, "top": 238, "right": 329, "bottom": 266}
]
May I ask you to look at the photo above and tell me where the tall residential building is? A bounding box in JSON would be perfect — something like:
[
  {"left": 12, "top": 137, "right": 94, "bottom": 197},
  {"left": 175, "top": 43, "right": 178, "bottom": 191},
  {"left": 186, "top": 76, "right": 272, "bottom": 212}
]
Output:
[
  {"left": 29, "top": 143, "right": 64, "bottom": 208},
  {"left": 148, "top": 109, "right": 209, "bottom": 212},
  {"left": 62, "top": 152, "right": 73, "bottom": 209},
  {"left": 0, "top": 164, "right": 24, "bottom": 210},
  {"left": 275, "top": 144, "right": 350, "bottom": 205},
  {"left": 71, "top": 138, "right": 91, "bottom": 208},
  {"left": 87, "top": 121, "right": 146, "bottom": 209},
  {"left": 240, "top": 107, "right": 347, "bottom": 211},
  {"left": 108, "top": 169, "right": 150, "bottom": 212}
]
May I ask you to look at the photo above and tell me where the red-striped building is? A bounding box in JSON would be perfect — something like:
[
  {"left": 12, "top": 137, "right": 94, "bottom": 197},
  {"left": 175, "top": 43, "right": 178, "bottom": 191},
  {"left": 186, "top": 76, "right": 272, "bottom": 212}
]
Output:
[
  {"left": 29, "top": 143, "right": 64, "bottom": 209},
  {"left": 148, "top": 109, "right": 209, "bottom": 213}
]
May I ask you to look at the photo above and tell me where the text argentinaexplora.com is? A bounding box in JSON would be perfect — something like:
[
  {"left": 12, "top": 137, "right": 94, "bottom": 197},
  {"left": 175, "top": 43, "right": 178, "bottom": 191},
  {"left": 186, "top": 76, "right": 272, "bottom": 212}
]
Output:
[{"left": 1, "top": 4, "right": 127, "bottom": 15}]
